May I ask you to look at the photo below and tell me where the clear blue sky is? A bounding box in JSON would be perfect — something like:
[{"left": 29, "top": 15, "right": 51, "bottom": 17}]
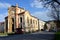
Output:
[{"left": 0, "top": 0, "right": 54, "bottom": 22}]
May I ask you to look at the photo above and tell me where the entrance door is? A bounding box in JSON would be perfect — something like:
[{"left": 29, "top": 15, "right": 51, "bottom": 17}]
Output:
[{"left": 12, "top": 18, "right": 14, "bottom": 32}]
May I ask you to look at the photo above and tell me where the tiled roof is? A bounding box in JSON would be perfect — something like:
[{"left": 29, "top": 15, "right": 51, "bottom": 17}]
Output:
[{"left": 0, "top": 22, "right": 4, "bottom": 25}]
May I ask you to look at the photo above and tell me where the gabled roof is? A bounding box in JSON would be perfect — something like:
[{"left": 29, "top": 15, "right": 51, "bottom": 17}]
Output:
[
  {"left": 5, "top": 16, "right": 8, "bottom": 19},
  {"left": 11, "top": 5, "right": 24, "bottom": 10}
]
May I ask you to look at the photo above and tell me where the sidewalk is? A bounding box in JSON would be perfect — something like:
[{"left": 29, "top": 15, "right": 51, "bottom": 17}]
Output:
[{"left": 31, "top": 31, "right": 55, "bottom": 34}]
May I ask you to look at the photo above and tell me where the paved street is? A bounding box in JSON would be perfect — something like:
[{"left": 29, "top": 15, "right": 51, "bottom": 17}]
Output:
[{"left": 0, "top": 32, "right": 55, "bottom": 40}]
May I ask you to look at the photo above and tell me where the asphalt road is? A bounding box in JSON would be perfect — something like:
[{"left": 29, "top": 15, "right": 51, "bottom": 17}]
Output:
[{"left": 0, "top": 32, "right": 55, "bottom": 40}]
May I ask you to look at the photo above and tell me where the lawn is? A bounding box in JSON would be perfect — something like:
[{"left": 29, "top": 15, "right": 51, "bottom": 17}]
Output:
[
  {"left": 0, "top": 33, "right": 8, "bottom": 36},
  {"left": 0, "top": 32, "right": 15, "bottom": 36},
  {"left": 55, "top": 32, "right": 60, "bottom": 40}
]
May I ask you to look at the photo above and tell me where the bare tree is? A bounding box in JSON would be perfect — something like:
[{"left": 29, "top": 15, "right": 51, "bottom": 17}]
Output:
[
  {"left": 38, "top": 0, "right": 60, "bottom": 5},
  {"left": 37, "top": 0, "right": 60, "bottom": 31}
]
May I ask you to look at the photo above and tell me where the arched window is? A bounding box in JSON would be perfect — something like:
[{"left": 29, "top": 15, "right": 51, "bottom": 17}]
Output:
[
  {"left": 27, "top": 17, "right": 29, "bottom": 26},
  {"left": 20, "top": 17, "right": 22, "bottom": 23},
  {"left": 30, "top": 19, "right": 32, "bottom": 24},
  {"left": 20, "top": 17, "right": 22, "bottom": 28},
  {"left": 12, "top": 18, "right": 14, "bottom": 32}
]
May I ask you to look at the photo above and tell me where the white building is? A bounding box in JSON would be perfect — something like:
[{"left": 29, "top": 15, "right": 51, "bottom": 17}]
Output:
[{"left": 38, "top": 20, "right": 45, "bottom": 31}]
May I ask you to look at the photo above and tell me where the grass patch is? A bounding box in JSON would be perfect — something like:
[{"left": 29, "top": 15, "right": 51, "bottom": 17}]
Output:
[
  {"left": 56, "top": 32, "right": 60, "bottom": 34},
  {"left": 55, "top": 32, "right": 60, "bottom": 40},
  {"left": 7, "top": 32, "right": 15, "bottom": 35},
  {"left": 0, "top": 33, "right": 8, "bottom": 36},
  {"left": 0, "top": 32, "right": 16, "bottom": 36}
]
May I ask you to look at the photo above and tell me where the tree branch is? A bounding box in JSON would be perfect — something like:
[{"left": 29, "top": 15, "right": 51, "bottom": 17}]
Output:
[{"left": 53, "top": 0, "right": 60, "bottom": 5}]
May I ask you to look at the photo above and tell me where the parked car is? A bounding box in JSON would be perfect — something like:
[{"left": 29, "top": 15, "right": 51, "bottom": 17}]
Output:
[
  {"left": 49, "top": 29, "right": 56, "bottom": 32},
  {"left": 15, "top": 28, "right": 24, "bottom": 34}
]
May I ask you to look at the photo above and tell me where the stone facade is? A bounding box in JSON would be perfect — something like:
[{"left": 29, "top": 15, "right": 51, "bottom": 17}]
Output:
[
  {"left": 38, "top": 20, "right": 45, "bottom": 31},
  {"left": 0, "top": 22, "right": 4, "bottom": 33},
  {"left": 4, "top": 4, "right": 45, "bottom": 33}
]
